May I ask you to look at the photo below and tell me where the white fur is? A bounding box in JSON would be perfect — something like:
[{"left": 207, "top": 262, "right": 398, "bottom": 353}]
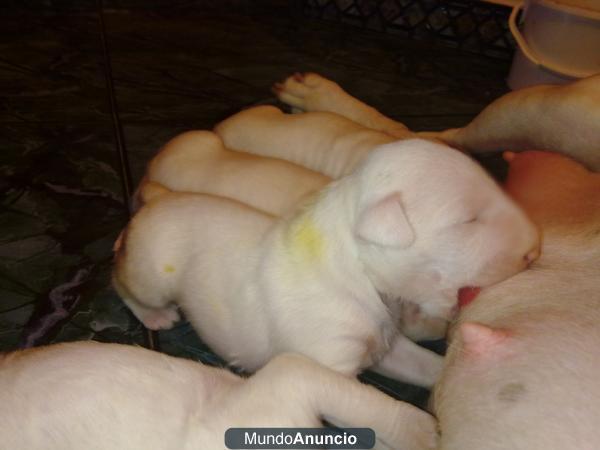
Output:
[
  {"left": 133, "top": 130, "right": 328, "bottom": 215},
  {"left": 0, "top": 343, "right": 437, "bottom": 450},
  {"left": 133, "top": 121, "right": 441, "bottom": 342},
  {"left": 114, "top": 138, "right": 538, "bottom": 388},
  {"left": 270, "top": 72, "right": 600, "bottom": 171}
]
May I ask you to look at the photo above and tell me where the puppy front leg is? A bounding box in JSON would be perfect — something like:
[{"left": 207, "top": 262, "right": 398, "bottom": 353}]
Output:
[
  {"left": 372, "top": 333, "right": 444, "bottom": 389},
  {"left": 314, "top": 363, "right": 438, "bottom": 450},
  {"left": 215, "top": 105, "right": 392, "bottom": 178},
  {"left": 259, "top": 354, "right": 438, "bottom": 450}
]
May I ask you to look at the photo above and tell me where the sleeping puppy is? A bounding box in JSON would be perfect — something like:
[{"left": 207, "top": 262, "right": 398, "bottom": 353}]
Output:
[
  {"left": 132, "top": 130, "right": 328, "bottom": 214},
  {"left": 133, "top": 125, "right": 445, "bottom": 342},
  {"left": 113, "top": 138, "right": 539, "bottom": 388},
  {"left": 0, "top": 342, "right": 437, "bottom": 450},
  {"left": 270, "top": 72, "right": 600, "bottom": 171},
  {"left": 433, "top": 150, "right": 600, "bottom": 449}
]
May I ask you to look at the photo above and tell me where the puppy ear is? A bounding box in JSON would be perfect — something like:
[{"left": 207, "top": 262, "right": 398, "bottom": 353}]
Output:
[{"left": 356, "top": 193, "right": 415, "bottom": 248}]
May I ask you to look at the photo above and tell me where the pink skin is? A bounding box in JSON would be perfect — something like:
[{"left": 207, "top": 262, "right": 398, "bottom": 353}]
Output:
[
  {"left": 456, "top": 149, "right": 599, "bottom": 354},
  {"left": 435, "top": 151, "right": 600, "bottom": 449},
  {"left": 459, "top": 149, "right": 599, "bottom": 311}
]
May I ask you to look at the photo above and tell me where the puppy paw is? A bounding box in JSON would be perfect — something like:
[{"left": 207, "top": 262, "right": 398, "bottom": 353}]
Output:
[
  {"left": 140, "top": 306, "right": 180, "bottom": 330},
  {"left": 272, "top": 72, "right": 341, "bottom": 112}
]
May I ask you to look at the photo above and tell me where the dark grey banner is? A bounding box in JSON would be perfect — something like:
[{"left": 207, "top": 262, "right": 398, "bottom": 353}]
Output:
[{"left": 224, "top": 428, "right": 375, "bottom": 449}]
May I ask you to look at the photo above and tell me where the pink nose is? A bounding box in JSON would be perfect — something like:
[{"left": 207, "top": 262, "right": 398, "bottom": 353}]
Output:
[{"left": 524, "top": 247, "right": 540, "bottom": 266}]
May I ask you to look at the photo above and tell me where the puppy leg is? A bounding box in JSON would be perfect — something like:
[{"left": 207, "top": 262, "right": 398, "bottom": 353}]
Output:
[
  {"left": 318, "top": 378, "right": 438, "bottom": 450},
  {"left": 112, "top": 275, "right": 180, "bottom": 330},
  {"left": 215, "top": 105, "right": 393, "bottom": 178},
  {"left": 273, "top": 72, "right": 412, "bottom": 139},
  {"left": 273, "top": 73, "right": 412, "bottom": 139},
  {"left": 123, "top": 297, "right": 180, "bottom": 331},
  {"left": 259, "top": 354, "right": 438, "bottom": 450},
  {"left": 399, "top": 301, "right": 449, "bottom": 342},
  {"left": 372, "top": 333, "right": 444, "bottom": 389}
]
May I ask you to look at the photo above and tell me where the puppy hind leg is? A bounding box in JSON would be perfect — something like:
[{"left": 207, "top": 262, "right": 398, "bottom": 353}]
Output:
[
  {"left": 112, "top": 276, "right": 180, "bottom": 331},
  {"left": 273, "top": 72, "right": 412, "bottom": 139}
]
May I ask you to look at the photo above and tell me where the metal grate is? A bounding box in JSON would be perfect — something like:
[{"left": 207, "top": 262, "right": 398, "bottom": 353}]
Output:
[{"left": 301, "top": 0, "right": 516, "bottom": 59}]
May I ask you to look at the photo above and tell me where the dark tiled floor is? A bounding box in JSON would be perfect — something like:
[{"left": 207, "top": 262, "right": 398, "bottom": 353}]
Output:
[{"left": 0, "top": 1, "right": 513, "bottom": 407}]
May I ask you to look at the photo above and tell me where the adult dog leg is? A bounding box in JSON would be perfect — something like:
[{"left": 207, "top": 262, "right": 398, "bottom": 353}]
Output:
[
  {"left": 420, "top": 75, "right": 600, "bottom": 170},
  {"left": 273, "top": 72, "right": 413, "bottom": 139}
]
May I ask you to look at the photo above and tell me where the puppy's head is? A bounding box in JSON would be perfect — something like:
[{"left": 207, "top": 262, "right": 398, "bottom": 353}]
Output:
[{"left": 353, "top": 139, "right": 540, "bottom": 320}]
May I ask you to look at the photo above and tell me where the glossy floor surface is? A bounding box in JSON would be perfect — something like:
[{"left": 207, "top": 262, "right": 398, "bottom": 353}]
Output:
[{"left": 1, "top": 1, "right": 512, "bottom": 407}]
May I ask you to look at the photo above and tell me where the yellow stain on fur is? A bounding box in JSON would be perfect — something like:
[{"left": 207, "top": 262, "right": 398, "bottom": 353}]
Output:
[
  {"left": 163, "top": 264, "right": 176, "bottom": 273},
  {"left": 288, "top": 214, "right": 325, "bottom": 262}
]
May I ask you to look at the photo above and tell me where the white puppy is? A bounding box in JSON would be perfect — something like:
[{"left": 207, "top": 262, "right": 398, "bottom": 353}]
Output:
[
  {"left": 133, "top": 130, "right": 328, "bottom": 215},
  {"left": 114, "top": 138, "right": 538, "bottom": 388},
  {"left": 132, "top": 124, "right": 446, "bottom": 341},
  {"left": 0, "top": 342, "right": 437, "bottom": 450}
]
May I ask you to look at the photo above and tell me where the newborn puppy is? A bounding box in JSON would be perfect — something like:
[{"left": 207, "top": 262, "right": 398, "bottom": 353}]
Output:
[
  {"left": 0, "top": 342, "right": 437, "bottom": 450},
  {"left": 113, "top": 138, "right": 538, "bottom": 388},
  {"left": 134, "top": 126, "right": 449, "bottom": 342},
  {"left": 433, "top": 151, "right": 600, "bottom": 449},
  {"left": 133, "top": 130, "right": 328, "bottom": 214}
]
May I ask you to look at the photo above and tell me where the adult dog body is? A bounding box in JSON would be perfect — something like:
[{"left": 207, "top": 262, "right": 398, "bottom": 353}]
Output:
[
  {"left": 0, "top": 342, "right": 437, "bottom": 450},
  {"left": 114, "top": 139, "right": 538, "bottom": 388},
  {"left": 434, "top": 151, "right": 600, "bottom": 449}
]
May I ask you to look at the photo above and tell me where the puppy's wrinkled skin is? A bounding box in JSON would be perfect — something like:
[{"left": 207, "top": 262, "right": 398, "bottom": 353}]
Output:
[
  {"left": 433, "top": 151, "right": 600, "bottom": 450},
  {"left": 215, "top": 104, "right": 395, "bottom": 178},
  {"left": 133, "top": 130, "right": 328, "bottom": 214},
  {"left": 114, "top": 139, "right": 538, "bottom": 388},
  {"left": 0, "top": 343, "right": 437, "bottom": 450}
]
